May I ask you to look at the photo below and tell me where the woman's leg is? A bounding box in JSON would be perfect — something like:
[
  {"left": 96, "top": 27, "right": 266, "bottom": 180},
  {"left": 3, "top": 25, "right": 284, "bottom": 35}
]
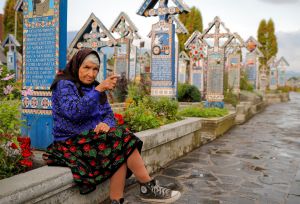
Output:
[
  {"left": 127, "top": 149, "right": 151, "bottom": 183},
  {"left": 110, "top": 163, "right": 127, "bottom": 200}
]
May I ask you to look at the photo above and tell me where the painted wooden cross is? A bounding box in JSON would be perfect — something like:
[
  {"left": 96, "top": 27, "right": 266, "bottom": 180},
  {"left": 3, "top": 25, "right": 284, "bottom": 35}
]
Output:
[
  {"left": 200, "top": 16, "right": 234, "bottom": 108},
  {"left": 110, "top": 12, "right": 141, "bottom": 79},
  {"left": 77, "top": 22, "right": 114, "bottom": 51},
  {"left": 201, "top": 17, "right": 232, "bottom": 52},
  {"left": 69, "top": 13, "right": 117, "bottom": 81},
  {"left": 137, "top": 0, "right": 189, "bottom": 98},
  {"left": 139, "top": 0, "right": 187, "bottom": 21},
  {"left": 245, "top": 36, "right": 263, "bottom": 89},
  {"left": 1, "top": 34, "right": 20, "bottom": 75}
]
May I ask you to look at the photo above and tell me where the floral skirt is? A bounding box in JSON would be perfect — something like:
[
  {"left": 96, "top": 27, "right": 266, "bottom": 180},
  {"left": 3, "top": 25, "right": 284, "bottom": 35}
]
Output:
[{"left": 43, "top": 126, "right": 143, "bottom": 194}]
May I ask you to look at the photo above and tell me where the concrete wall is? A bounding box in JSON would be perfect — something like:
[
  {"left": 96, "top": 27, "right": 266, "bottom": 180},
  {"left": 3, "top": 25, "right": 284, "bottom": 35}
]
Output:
[{"left": 265, "top": 92, "right": 290, "bottom": 104}]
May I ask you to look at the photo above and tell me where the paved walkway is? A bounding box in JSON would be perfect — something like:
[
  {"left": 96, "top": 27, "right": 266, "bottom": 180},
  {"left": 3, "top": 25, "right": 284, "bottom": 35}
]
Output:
[{"left": 124, "top": 92, "right": 300, "bottom": 204}]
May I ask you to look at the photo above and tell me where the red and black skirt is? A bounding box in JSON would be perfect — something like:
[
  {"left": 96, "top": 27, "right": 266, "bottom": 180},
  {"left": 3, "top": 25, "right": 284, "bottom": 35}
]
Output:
[{"left": 43, "top": 126, "right": 143, "bottom": 194}]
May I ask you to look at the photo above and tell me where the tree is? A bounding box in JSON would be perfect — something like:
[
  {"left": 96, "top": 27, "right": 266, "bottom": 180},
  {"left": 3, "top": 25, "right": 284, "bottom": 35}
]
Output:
[
  {"left": 0, "top": 14, "right": 4, "bottom": 41},
  {"left": 267, "top": 19, "right": 278, "bottom": 59},
  {"left": 178, "top": 6, "right": 203, "bottom": 51},
  {"left": 3, "top": 0, "right": 23, "bottom": 52},
  {"left": 257, "top": 18, "right": 278, "bottom": 70}
]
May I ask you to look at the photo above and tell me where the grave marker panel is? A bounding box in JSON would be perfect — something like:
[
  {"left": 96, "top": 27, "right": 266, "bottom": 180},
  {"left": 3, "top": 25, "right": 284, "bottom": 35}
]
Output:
[
  {"left": 21, "top": 0, "right": 67, "bottom": 149},
  {"left": 228, "top": 54, "right": 240, "bottom": 93},
  {"left": 206, "top": 51, "right": 224, "bottom": 102}
]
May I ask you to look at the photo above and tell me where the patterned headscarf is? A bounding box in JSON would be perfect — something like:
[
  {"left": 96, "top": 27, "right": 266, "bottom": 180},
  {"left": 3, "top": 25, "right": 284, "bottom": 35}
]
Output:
[
  {"left": 50, "top": 48, "right": 101, "bottom": 97},
  {"left": 51, "top": 49, "right": 108, "bottom": 104}
]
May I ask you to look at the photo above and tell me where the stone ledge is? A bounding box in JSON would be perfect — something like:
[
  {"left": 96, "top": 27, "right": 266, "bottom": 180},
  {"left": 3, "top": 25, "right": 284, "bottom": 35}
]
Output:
[
  {"left": 266, "top": 92, "right": 290, "bottom": 104},
  {"left": 136, "top": 117, "right": 201, "bottom": 151},
  {"left": 0, "top": 115, "right": 237, "bottom": 204},
  {"left": 200, "top": 112, "right": 236, "bottom": 144}
]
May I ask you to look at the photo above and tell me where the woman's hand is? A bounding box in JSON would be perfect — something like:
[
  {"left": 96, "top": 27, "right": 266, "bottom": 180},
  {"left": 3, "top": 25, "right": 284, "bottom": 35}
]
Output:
[
  {"left": 95, "top": 75, "right": 120, "bottom": 92},
  {"left": 94, "top": 122, "right": 110, "bottom": 134}
]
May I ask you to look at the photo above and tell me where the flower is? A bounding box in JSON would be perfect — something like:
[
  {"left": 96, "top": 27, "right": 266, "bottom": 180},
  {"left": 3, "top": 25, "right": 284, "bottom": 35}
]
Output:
[
  {"left": 61, "top": 146, "right": 68, "bottom": 152},
  {"left": 70, "top": 146, "right": 77, "bottom": 152},
  {"left": 78, "top": 138, "right": 86, "bottom": 144},
  {"left": 113, "top": 141, "right": 120, "bottom": 148},
  {"left": 10, "top": 143, "right": 18, "bottom": 149},
  {"left": 83, "top": 144, "right": 91, "bottom": 152},
  {"left": 65, "top": 139, "right": 72, "bottom": 145},
  {"left": 20, "top": 142, "right": 30, "bottom": 149},
  {"left": 3, "top": 85, "right": 14, "bottom": 95},
  {"left": 115, "top": 155, "right": 122, "bottom": 161},
  {"left": 64, "top": 152, "right": 71, "bottom": 158},
  {"left": 98, "top": 143, "right": 106, "bottom": 151},
  {"left": 114, "top": 113, "right": 124, "bottom": 125},
  {"left": 22, "top": 149, "right": 32, "bottom": 158},
  {"left": 20, "top": 159, "right": 33, "bottom": 168},
  {"left": 90, "top": 160, "right": 96, "bottom": 166},
  {"left": 109, "top": 127, "right": 116, "bottom": 132},
  {"left": 124, "top": 135, "right": 131, "bottom": 143}
]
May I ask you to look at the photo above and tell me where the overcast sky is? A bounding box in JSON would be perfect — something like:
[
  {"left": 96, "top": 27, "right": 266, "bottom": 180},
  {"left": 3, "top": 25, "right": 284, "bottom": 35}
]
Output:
[{"left": 0, "top": 0, "right": 299, "bottom": 71}]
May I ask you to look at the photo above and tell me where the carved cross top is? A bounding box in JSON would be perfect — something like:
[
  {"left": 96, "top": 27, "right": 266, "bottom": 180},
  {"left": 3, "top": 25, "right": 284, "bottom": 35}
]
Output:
[
  {"left": 147, "top": 0, "right": 180, "bottom": 20},
  {"left": 201, "top": 17, "right": 232, "bottom": 51},
  {"left": 115, "top": 18, "right": 130, "bottom": 38},
  {"left": 77, "top": 22, "right": 113, "bottom": 50}
]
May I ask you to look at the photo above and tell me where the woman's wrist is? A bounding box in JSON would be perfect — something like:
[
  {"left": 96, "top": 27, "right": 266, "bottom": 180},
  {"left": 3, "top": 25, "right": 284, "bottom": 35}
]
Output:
[{"left": 95, "top": 85, "right": 105, "bottom": 93}]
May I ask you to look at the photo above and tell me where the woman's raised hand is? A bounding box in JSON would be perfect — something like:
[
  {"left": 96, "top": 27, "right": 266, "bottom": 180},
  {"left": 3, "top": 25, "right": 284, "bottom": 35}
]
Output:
[{"left": 95, "top": 75, "right": 120, "bottom": 92}]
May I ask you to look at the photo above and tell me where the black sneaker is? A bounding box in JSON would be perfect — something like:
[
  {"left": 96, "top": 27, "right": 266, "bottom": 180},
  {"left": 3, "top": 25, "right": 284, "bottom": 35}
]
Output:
[
  {"left": 139, "top": 179, "right": 181, "bottom": 203},
  {"left": 111, "top": 198, "right": 124, "bottom": 204}
]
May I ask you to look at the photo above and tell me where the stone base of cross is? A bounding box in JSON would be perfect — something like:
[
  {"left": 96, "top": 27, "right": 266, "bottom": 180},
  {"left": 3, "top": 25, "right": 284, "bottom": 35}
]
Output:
[{"left": 204, "top": 101, "right": 225, "bottom": 109}]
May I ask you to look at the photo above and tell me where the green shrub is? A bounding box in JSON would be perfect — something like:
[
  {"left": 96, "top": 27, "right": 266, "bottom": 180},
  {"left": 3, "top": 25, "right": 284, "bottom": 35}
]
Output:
[
  {"left": 224, "top": 91, "right": 239, "bottom": 107},
  {"left": 239, "top": 71, "right": 254, "bottom": 92},
  {"left": 277, "top": 86, "right": 291, "bottom": 93},
  {"left": 178, "top": 107, "right": 229, "bottom": 118},
  {"left": 124, "top": 102, "right": 160, "bottom": 132},
  {"left": 178, "top": 83, "right": 201, "bottom": 102},
  {"left": 0, "top": 99, "right": 22, "bottom": 135},
  {"left": 144, "top": 97, "right": 179, "bottom": 120}
]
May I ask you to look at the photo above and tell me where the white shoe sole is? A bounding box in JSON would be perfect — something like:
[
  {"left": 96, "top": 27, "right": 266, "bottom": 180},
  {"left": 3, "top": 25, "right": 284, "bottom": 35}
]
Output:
[{"left": 140, "top": 191, "right": 181, "bottom": 203}]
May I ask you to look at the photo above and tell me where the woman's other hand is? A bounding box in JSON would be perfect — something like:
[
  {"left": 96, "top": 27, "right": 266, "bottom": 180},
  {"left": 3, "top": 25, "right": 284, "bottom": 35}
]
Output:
[
  {"left": 95, "top": 75, "right": 120, "bottom": 92},
  {"left": 94, "top": 122, "right": 110, "bottom": 134}
]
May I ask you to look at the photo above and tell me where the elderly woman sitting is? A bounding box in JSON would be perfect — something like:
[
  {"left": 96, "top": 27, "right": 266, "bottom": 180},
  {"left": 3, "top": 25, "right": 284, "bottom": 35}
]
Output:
[{"left": 43, "top": 49, "right": 181, "bottom": 204}]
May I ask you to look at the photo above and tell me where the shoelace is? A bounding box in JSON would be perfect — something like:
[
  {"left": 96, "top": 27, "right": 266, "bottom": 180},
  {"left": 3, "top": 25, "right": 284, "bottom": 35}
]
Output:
[{"left": 151, "top": 183, "right": 171, "bottom": 197}]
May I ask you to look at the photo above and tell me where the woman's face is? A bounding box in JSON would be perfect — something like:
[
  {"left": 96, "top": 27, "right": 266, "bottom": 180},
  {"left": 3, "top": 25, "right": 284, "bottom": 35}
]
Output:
[{"left": 78, "top": 60, "right": 99, "bottom": 85}]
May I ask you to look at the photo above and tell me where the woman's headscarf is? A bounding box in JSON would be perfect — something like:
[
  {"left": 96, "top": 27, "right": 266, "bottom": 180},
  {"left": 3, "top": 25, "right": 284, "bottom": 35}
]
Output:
[{"left": 50, "top": 48, "right": 100, "bottom": 96}]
